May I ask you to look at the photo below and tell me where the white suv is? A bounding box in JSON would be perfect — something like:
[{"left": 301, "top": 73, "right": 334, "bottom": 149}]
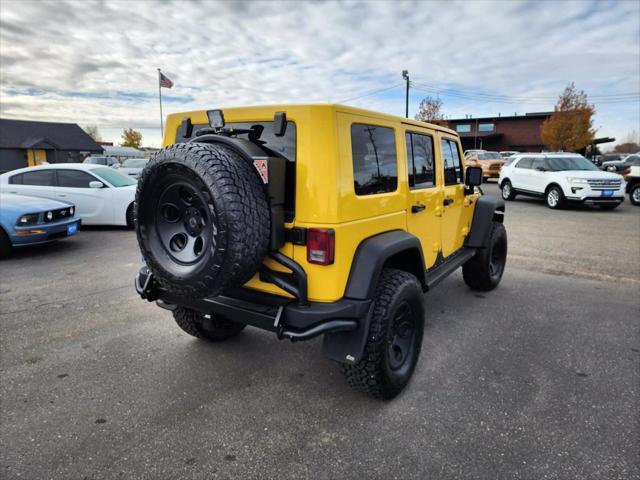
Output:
[{"left": 499, "top": 153, "right": 625, "bottom": 210}]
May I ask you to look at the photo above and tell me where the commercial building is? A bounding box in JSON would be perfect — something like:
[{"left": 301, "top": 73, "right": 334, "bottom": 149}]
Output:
[
  {"left": 0, "top": 119, "right": 103, "bottom": 173},
  {"left": 444, "top": 112, "right": 552, "bottom": 152}
]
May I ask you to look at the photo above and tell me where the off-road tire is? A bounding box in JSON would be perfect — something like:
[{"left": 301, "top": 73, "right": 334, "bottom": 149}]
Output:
[
  {"left": 501, "top": 179, "right": 516, "bottom": 201},
  {"left": 173, "top": 306, "right": 246, "bottom": 341},
  {"left": 630, "top": 184, "right": 640, "bottom": 206},
  {"left": 0, "top": 228, "right": 11, "bottom": 259},
  {"left": 341, "top": 269, "right": 425, "bottom": 400},
  {"left": 545, "top": 185, "right": 565, "bottom": 209},
  {"left": 463, "top": 222, "right": 507, "bottom": 291},
  {"left": 136, "top": 142, "right": 270, "bottom": 299}
]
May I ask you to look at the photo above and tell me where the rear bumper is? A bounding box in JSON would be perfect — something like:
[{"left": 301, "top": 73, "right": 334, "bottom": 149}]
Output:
[{"left": 135, "top": 266, "right": 371, "bottom": 354}]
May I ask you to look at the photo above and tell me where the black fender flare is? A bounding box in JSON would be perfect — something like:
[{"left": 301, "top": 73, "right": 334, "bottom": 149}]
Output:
[
  {"left": 323, "top": 230, "right": 427, "bottom": 364},
  {"left": 344, "top": 230, "right": 427, "bottom": 300},
  {"left": 466, "top": 196, "right": 505, "bottom": 248}
]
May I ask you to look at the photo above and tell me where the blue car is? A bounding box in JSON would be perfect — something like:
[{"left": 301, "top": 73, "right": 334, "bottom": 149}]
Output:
[{"left": 0, "top": 193, "right": 81, "bottom": 258}]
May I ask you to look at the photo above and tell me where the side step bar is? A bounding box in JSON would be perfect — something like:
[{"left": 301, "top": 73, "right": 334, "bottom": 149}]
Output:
[{"left": 425, "top": 248, "right": 477, "bottom": 290}]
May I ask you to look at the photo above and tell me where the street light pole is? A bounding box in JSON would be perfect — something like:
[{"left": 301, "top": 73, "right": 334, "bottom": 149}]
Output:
[{"left": 402, "top": 70, "right": 410, "bottom": 118}]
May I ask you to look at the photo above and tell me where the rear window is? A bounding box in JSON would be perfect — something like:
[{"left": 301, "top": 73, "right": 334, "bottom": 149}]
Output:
[
  {"left": 14, "top": 169, "right": 55, "bottom": 186},
  {"left": 351, "top": 124, "right": 398, "bottom": 196},
  {"left": 92, "top": 167, "right": 137, "bottom": 187}
]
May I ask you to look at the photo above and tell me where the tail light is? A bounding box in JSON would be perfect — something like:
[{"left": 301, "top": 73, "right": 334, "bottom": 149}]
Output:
[
  {"left": 624, "top": 167, "right": 631, "bottom": 175},
  {"left": 307, "top": 228, "right": 334, "bottom": 265}
]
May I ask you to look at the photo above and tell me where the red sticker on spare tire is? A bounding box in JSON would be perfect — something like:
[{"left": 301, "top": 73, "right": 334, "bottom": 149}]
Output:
[{"left": 253, "top": 159, "right": 268, "bottom": 184}]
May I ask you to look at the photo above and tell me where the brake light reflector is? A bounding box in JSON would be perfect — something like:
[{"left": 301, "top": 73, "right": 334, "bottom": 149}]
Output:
[
  {"left": 624, "top": 167, "right": 631, "bottom": 175},
  {"left": 307, "top": 228, "right": 335, "bottom": 265}
]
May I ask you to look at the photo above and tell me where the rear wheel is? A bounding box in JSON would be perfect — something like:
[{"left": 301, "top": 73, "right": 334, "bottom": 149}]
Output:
[
  {"left": 173, "top": 307, "right": 246, "bottom": 341},
  {"left": 630, "top": 184, "right": 640, "bottom": 206},
  {"left": 463, "top": 222, "right": 507, "bottom": 291},
  {"left": 501, "top": 180, "right": 516, "bottom": 200},
  {"left": 341, "top": 269, "right": 425, "bottom": 400},
  {"left": 0, "top": 229, "right": 11, "bottom": 259},
  {"left": 545, "top": 186, "right": 565, "bottom": 209}
]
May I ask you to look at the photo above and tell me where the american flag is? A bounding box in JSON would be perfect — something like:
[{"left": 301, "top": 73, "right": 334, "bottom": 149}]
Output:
[{"left": 159, "top": 71, "right": 173, "bottom": 89}]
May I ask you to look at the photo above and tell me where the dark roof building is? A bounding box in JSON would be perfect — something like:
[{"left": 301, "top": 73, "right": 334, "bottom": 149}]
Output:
[
  {"left": 0, "top": 119, "right": 103, "bottom": 173},
  {"left": 444, "top": 112, "right": 552, "bottom": 153}
]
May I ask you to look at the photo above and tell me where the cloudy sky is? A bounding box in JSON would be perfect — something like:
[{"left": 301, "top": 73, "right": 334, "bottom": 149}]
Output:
[{"left": 1, "top": 0, "right": 639, "bottom": 148}]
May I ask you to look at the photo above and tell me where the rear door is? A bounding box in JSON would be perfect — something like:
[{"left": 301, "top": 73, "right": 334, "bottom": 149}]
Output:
[
  {"left": 438, "top": 135, "right": 468, "bottom": 257},
  {"left": 56, "top": 169, "right": 113, "bottom": 224},
  {"left": 404, "top": 129, "right": 442, "bottom": 268},
  {"left": 5, "top": 169, "right": 57, "bottom": 200},
  {"left": 511, "top": 157, "right": 533, "bottom": 189}
]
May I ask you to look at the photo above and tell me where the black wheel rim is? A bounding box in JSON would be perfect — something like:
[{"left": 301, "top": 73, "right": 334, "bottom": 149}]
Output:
[
  {"left": 489, "top": 235, "right": 507, "bottom": 278},
  {"left": 155, "top": 181, "right": 213, "bottom": 265},
  {"left": 387, "top": 302, "right": 416, "bottom": 371}
]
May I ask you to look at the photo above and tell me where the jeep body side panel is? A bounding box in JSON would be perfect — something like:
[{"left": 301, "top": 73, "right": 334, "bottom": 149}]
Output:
[
  {"left": 466, "top": 196, "right": 505, "bottom": 248},
  {"left": 344, "top": 230, "right": 427, "bottom": 300}
]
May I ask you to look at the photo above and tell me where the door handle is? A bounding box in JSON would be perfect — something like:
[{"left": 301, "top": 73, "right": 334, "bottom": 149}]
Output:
[
  {"left": 411, "top": 204, "right": 426, "bottom": 213},
  {"left": 443, "top": 198, "right": 454, "bottom": 206},
  {"left": 58, "top": 194, "right": 67, "bottom": 197}
]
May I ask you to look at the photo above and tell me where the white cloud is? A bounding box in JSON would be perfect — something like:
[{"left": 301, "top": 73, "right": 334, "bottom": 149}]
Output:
[{"left": 0, "top": 0, "right": 638, "bottom": 147}]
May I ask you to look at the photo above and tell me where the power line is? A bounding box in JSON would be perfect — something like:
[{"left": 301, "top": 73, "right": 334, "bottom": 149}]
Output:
[
  {"left": 410, "top": 83, "right": 638, "bottom": 105},
  {"left": 335, "top": 83, "right": 404, "bottom": 103}
]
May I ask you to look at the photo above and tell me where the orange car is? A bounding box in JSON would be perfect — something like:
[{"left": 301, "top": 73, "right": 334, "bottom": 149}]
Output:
[{"left": 465, "top": 151, "right": 505, "bottom": 181}]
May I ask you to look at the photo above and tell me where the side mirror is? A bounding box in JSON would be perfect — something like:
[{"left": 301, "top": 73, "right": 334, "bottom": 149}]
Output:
[
  {"left": 465, "top": 166, "right": 483, "bottom": 187},
  {"left": 89, "top": 181, "right": 104, "bottom": 189}
]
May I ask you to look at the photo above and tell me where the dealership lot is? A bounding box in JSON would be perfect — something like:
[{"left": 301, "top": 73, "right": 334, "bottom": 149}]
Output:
[{"left": 0, "top": 183, "right": 638, "bottom": 479}]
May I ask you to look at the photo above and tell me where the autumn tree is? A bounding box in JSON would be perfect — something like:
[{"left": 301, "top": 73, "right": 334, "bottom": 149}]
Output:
[
  {"left": 84, "top": 125, "right": 101, "bottom": 142},
  {"left": 541, "top": 82, "right": 595, "bottom": 152},
  {"left": 120, "top": 128, "right": 142, "bottom": 148},
  {"left": 415, "top": 96, "right": 444, "bottom": 123}
]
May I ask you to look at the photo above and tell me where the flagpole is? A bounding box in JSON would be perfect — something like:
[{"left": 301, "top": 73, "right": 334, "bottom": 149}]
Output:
[{"left": 158, "top": 68, "right": 164, "bottom": 139}]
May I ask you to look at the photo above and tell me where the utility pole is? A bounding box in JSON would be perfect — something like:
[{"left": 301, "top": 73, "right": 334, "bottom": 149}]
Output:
[{"left": 402, "top": 70, "right": 410, "bottom": 118}]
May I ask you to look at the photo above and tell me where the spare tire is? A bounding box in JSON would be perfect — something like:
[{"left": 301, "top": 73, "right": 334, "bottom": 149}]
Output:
[{"left": 135, "top": 142, "right": 270, "bottom": 298}]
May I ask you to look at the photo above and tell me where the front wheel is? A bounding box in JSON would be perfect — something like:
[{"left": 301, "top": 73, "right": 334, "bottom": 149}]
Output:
[
  {"left": 630, "top": 185, "right": 640, "bottom": 206},
  {"left": 173, "top": 307, "right": 246, "bottom": 341},
  {"left": 341, "top": 269, "right": 425, "bottom": 400},
  {"left": 463, "top": 222, "right": 507, "bottom": 291},
  {"left": 545, "top": 186, "right": 565, "bottom": 209},
  {"left": 0, "top": 229, "right": 11, "bottom": 259}
]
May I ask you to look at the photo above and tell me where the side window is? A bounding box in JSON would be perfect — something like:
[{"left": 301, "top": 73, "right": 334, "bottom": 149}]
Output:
[
  {"left": 57, "top": 170, "right": 96, "bottom": 188},
  {"left": 405, "top": 132, "right": 435, "bottom": 189},
  {"left": 530, "top": 158, "right": 545, "bottom": 171},
  {"left": 516, "top": 158, "right": 533, "bottom": 169},
  {"left": 20, "top": 170, "right": 55, "bottom": 186},
  {"left": 351, "top": 124, "right": 398, "bottom": 196},
  {"left": 441, "top": 138, "right": 463, "bottom": 185},
  {"left": 9, "top": 173, "right": 24, "bottom": 184}
]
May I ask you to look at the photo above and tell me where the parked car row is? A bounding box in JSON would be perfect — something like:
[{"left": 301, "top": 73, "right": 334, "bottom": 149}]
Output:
[
  {"left": 600, "top": 153, "right": 640, "bottom": 172},
  {"left": 82, "top": 155, "right": 148, "bottom": 176}
]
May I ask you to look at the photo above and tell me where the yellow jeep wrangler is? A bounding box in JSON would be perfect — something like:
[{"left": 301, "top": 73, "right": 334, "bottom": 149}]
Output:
[{"left": 135, "top": 104, "right": 507, "bottom": 399}]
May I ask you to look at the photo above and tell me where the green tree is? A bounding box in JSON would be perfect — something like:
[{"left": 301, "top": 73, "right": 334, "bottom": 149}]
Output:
[
  {"left": 541, "top": 82, "right": 595, "bottom": 152},
  {"left": 120, "top": 128, "right": 142, "bottom": 148}
]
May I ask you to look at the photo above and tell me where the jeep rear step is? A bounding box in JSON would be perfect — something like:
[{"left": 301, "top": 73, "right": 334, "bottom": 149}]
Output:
[{"left": 135, "top": 266, "right": 368, "bottom": 343}]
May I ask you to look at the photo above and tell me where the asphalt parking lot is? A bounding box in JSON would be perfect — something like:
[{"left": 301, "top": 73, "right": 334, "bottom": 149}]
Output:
[{"left": 1, "top": 183, "right": 638, "bottom": 480}]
